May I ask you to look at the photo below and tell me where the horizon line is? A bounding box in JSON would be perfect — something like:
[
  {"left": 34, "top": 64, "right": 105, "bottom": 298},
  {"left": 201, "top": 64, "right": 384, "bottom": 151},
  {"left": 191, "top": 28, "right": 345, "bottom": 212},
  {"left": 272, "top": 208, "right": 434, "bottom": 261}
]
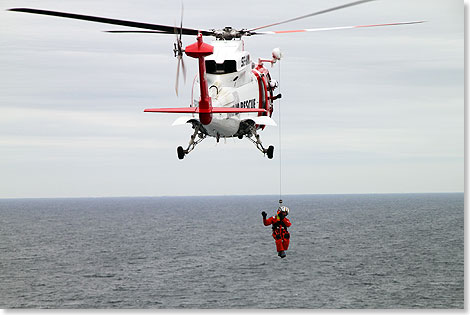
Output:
[{"left": 0, "top": 191, "right": 464, "bottom": 200}]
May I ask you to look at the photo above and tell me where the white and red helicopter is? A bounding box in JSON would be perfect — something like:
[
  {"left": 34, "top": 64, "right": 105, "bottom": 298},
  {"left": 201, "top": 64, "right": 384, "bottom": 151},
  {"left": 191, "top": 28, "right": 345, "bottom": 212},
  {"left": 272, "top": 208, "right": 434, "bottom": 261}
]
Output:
[{"left": 9, "top": 0, "right": 424, "bottom": 159}]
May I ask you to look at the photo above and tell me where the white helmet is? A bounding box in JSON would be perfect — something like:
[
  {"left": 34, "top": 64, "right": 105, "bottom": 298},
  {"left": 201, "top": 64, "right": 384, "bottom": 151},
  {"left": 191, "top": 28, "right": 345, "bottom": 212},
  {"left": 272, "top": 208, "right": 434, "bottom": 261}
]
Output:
[{"left": 278, "top": 206, "right": 289, "bottom": 215}]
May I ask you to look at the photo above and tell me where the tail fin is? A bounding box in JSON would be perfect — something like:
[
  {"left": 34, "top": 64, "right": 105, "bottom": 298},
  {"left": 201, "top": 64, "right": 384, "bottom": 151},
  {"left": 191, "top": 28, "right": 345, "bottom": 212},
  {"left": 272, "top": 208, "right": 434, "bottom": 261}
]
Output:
[{"left": 184, "top": 32, "right": 213, "bottom": 124}]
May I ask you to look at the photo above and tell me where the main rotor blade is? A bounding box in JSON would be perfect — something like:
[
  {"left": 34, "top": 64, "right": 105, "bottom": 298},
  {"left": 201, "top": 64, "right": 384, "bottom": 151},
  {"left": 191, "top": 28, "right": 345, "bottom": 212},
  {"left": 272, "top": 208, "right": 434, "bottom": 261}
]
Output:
[
  {"left": 248, "top": 0, "right": 376, "bottom": 32},
  {"left": 9, "top": 8, "right": 212, "bottom": 36},
  {"left": 251, "top": 20, "right": 426, "bottom": 35},
  {"left": 105, "top": 30, "right": 166, "bottom": 33}
]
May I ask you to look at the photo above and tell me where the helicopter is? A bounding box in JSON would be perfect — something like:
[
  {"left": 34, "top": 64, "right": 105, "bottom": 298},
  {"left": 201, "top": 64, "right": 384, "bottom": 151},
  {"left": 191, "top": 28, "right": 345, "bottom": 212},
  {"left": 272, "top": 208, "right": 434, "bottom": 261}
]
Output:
[{"left": 9, "top": 0, "right": 424, "bottom": 160}]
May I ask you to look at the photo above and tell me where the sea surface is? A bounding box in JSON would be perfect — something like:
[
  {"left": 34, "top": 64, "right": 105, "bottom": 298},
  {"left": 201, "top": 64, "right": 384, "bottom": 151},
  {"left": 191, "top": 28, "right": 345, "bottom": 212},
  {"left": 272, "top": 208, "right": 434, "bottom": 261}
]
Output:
[{"left": 0, "top": 193, "right": 464, "bottom": 309}]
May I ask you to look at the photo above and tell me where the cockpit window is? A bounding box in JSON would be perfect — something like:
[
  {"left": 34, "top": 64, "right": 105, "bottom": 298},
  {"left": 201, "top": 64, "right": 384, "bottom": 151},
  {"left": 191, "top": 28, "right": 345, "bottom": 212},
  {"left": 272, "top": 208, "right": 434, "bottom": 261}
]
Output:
[{"left": 206, "top": 60, "right": 237, "bottom": 74}]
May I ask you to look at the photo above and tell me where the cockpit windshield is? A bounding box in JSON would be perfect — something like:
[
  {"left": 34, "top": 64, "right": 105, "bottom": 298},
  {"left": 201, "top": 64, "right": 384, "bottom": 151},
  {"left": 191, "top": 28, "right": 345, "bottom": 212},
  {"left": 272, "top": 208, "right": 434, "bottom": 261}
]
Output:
[{"left": 205, "top": 60, "right": 237, "bottom": 74}]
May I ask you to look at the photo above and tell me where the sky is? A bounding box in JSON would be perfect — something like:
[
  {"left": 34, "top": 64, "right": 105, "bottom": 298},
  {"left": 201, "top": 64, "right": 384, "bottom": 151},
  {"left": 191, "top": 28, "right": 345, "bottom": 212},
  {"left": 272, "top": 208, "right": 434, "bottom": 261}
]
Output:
[{"left": 0, "top": 0, "right": 464, "bottom": 198}]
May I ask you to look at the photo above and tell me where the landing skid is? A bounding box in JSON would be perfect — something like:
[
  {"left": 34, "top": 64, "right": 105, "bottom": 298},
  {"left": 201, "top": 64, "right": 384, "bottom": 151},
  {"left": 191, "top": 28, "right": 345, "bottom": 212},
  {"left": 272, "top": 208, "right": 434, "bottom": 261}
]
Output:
[
  {"left": 246, "top": 127, "right": 274, "bottom": 159},
  {"left": 177, "top": 124, "right": 206, "bottom": 160},
  {"left": 177, "top": 124, "right": 273, "bottom": 159}
]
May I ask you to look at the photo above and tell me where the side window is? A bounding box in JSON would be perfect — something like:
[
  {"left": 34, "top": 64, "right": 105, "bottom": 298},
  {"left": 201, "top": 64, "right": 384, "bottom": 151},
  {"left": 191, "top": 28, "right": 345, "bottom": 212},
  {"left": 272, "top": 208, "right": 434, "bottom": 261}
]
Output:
[
  {"left": 205, "top": 60, "right": 237, "bottom": 74},
  {"left": 224, "top": 60, "right": 237, "bottom": 73},
  {"left": 206, "top": 60, "right": 216, "bottom": 74}
]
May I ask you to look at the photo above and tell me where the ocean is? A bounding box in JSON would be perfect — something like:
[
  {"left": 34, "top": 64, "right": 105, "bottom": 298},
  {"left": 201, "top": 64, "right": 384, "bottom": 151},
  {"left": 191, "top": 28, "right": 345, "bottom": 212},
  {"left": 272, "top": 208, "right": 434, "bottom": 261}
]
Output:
[{"left": 0, "top": 193, "right": 464, "bottom": 309}]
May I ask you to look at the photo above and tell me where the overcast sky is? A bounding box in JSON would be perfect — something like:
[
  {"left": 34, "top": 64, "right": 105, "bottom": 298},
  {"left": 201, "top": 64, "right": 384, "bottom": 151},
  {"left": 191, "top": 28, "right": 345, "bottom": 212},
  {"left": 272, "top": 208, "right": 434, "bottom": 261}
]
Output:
[{"left": 0, "top": 0, "right": 464, "bottom": 198}]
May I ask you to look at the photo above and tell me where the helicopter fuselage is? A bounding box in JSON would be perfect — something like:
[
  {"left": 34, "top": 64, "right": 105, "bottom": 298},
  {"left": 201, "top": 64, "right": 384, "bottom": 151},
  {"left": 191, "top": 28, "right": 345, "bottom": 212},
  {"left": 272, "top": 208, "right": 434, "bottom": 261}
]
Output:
[{"left": 183, "top": 39, "right": 278, "bottom": 138}]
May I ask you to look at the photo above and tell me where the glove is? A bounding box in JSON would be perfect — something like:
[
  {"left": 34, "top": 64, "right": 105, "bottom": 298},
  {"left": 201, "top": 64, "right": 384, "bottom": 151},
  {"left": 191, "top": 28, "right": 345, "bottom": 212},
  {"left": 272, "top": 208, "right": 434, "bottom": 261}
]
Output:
[
  {"left": 278, "top": 212, "right": 285, "bottom": 220},
  {"left": 261, "top": 211, "right": 267, "bottom": 219}
]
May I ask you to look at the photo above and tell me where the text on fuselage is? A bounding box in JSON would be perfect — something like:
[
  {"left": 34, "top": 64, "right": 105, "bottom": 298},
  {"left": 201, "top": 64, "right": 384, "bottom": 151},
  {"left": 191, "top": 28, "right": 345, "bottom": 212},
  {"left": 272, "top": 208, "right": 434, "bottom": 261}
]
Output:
[
  {"left": 235, "top": 98, "right": 257, "bottom": 108},
  {"left": 240, "top": 55, "right": 250, "bottom": 67}
]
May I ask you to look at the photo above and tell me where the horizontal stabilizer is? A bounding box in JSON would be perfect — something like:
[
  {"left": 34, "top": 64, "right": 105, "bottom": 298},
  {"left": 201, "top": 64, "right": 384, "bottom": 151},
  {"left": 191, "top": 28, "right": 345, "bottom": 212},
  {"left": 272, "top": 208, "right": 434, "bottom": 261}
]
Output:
[
  {"left": 211, "top": 107, "right": 266, "bottom": 113},
  {"left": 144, "top": 107, "right": 266, "bottom": 114},
  {"left": 144, "top": 107, "right": 198, "bottom": 113}
]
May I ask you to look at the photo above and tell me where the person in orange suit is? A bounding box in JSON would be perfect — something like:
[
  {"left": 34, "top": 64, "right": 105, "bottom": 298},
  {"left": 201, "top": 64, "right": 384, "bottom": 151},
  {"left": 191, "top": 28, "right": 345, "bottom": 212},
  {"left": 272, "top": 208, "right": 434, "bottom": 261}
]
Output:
[{"left": 262, "top": 204, "right": 291, "bottom": 258}]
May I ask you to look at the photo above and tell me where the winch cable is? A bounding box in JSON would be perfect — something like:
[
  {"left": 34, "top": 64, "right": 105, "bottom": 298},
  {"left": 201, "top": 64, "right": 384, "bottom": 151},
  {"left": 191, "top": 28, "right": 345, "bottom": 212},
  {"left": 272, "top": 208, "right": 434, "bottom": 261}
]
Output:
[{"left": 278, "top": 60, "right": 282, "bottom": 203}]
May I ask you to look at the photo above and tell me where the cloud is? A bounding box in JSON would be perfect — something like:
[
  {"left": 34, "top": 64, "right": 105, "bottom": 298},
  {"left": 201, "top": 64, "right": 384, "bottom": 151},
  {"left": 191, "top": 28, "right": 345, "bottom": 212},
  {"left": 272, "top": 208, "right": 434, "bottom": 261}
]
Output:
[{"left": 0, "top": 0, "right": 463, "bottom": 197}]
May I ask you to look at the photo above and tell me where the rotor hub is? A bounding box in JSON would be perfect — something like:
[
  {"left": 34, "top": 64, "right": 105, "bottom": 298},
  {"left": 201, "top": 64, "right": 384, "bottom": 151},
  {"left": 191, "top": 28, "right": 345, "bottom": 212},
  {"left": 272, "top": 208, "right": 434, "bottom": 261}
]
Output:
[{"left": 211, "top": 26, "right": 250, "bottom": 40}]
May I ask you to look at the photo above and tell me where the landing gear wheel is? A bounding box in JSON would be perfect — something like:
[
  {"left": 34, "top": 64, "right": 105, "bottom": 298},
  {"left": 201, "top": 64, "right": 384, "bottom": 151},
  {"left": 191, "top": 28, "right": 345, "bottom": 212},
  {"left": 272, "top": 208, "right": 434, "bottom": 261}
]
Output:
[
  {"left": 246, "top": 127, "right": 273, "bottom": 158},
  {"left": 267, "top": 145, "right": 274, "bottom": 159},
  {"left": 177, "top": 146, "right": 185, "bottom": 160}
]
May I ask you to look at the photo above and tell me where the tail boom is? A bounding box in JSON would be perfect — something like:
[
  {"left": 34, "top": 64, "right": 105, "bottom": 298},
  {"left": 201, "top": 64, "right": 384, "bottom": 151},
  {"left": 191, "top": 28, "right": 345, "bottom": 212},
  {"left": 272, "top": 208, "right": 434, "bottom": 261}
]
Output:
[{"left": 184, "top": 32, "right": 214, "bottom": 124}]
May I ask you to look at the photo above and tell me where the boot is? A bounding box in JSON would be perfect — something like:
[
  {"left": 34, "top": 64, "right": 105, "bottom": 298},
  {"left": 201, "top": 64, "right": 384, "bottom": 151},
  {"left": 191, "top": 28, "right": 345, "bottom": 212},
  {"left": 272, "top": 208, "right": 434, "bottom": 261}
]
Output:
[{"left": 278, "top": 250, "right": 286, "bottom": 258}]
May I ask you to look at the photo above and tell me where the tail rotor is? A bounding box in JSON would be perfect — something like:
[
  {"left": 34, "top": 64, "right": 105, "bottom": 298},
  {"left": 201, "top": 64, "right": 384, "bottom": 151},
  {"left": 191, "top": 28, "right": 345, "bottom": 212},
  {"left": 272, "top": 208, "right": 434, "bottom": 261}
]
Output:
[{"left": 173, "top": 4, "right": 186, "bottom": 96}]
